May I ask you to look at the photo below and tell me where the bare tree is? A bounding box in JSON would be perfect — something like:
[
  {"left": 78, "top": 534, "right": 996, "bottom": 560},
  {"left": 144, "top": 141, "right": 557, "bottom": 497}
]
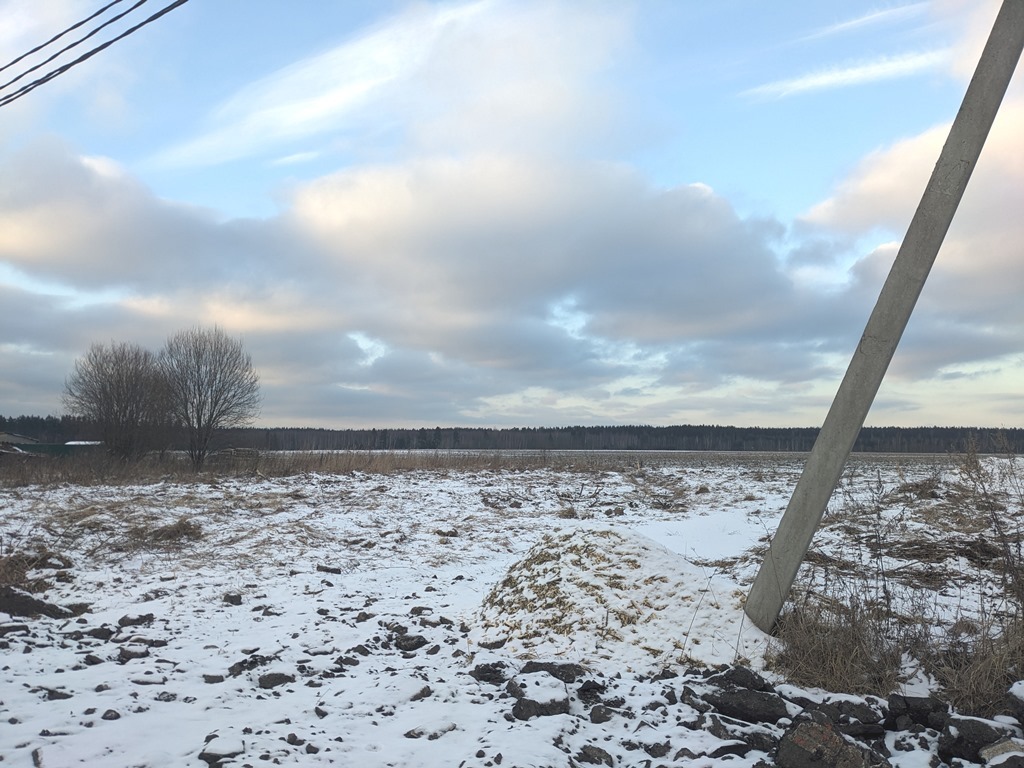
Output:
[
  {"left": 161, "top": 326, "right": 261, "bottom": 470},
  {"left": 62, "top": 342, "right": 168, "bottom": 460}
]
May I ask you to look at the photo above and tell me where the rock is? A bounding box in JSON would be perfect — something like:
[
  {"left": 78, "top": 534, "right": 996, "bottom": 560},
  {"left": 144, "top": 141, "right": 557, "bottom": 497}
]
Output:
[
  {"left": 697, "top": 712, "right": 778, "bottom": 755},
  {"left": 0, "top": 586, "right": 72, "bottom": 618},
  {"left": 520, "top": 661, "right": 585, "bottom": 683},
  {"left": 706, "top": 665, "right": 775, "bottom": 692},
  {"left": 394, "top": 634, "right": 428, "bottom": 652},
  {"left": 203, "top": 674, "right": 225, "bottom": 684},
  {"left": 507, "top": 672, "right": 570, "bottom": 721},
  {"left": 512, "top": 696, "right": 569, "bottom": 720},
  {"left": 101, "top": 710, "right": 121, "bottom": 721},
  {"left": 590, "top": 705, "right": 614, "bottom": 724},
  {"left": 576, "top": 745, "right": 614, "bottom": 766},
  {"left": 887, "top": 694, "right": 949, "bottom": 731},
  {"left": 776, "top": 717, "right": 889, "bottom": 768},
  {"left": 118, "top": 645, "right": 150, "bottom": 662},
  {"left": 198, "top": 735, "right": 244, "bottom": 767},
  {"left": 0, "top": 623, "right": 30, "bottom": 636},
  {"left": 578, "top": 679, "right": 606, "bottom": 706},
  {"left": 979, "top": 737, "right": 1024, "bottom": 764},
  {"left": 938, "top": 714, "right": 1022, "bottom": 763},
  {"left": 222, "top": 593, "right": 242, "bottom": 605},
  {"left": 1010, "top": 681, "right": 1024, "bottom": 723},
  {"left": 702, "top": 686, "right": 791, "bottom": 724},
  {"left": 469, "top": 661, "right": 511, "bottom": 685},
  {"left": 257, "top": 672, "right": 295, "bottom": 689},
  {"left": 403, "top": 722, "right": 457, "bottom": 740},
  {"left": 117, "top": 613, "right": 154, "bottom": 628}
]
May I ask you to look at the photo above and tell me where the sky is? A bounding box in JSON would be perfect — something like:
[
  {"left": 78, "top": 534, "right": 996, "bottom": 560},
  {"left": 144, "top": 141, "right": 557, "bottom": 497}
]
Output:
[{"left": 1, "top": 0, "right": 1022, "bottom": 430}]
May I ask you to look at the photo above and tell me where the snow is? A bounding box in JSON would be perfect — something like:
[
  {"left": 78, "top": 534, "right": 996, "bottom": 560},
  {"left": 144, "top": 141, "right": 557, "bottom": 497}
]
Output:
[{"left": 0, "top": 452, "right": 1019, "bottom": 766}]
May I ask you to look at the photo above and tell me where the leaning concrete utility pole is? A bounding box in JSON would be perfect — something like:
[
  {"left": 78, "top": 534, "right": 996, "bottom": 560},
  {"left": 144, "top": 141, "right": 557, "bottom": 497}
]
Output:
[{"left": 744, "top": 0, "right": 1024, "bottom": 633}]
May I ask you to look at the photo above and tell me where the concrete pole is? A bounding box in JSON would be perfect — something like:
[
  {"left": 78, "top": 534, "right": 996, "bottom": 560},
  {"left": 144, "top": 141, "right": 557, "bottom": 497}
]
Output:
[{"left": 744, "top": 0, "right": 1024, "bottom": 633}]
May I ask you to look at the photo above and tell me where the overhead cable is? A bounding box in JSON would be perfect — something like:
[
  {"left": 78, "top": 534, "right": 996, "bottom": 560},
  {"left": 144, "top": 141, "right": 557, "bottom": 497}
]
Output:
[
  {"left": 0, "top": 0, "right": 150, "bottom": 94},
  {"left": 0, "top": 0, "right": 127, "bottom": 76},
  {"left": 0, "top": 0, "right": 190, "bottom": 110}
]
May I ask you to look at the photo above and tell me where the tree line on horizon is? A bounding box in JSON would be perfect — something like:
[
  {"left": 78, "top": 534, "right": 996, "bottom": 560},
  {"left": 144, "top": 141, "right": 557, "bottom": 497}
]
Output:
[{"left": 4, "top": 417, "right": 1022, "bottom": 455}]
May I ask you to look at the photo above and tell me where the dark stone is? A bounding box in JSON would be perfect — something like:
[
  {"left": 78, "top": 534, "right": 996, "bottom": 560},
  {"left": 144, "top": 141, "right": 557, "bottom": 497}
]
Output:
[
  {"left": 314, "top": 706, "right": 328, "bottom": 719},
  {"left": 0, "top": 586, "right": 72, "bottom": 618},
  {"left": 886, "top": 694, "right": 948, "bottom": 730},
  {"left": 86, "top": 626, "right": 115, "bottom": 640},
  {"left": 1009, "top": 683, "right": 1024, "bottom": 723},
  {"left": 521, "top": 661, "right": 585, "bottom": 683},
  {"left": 578, "top": 680, "right": 606, "bottom": 706},
  {"left": 698, "top": 712, "right": 778, "bottom": 755},
  {"left": 43, "top": 687, "right": 73, "bottom": 701},
  {"left": 257, "top": 673, "right": 295, "bottom": 689},
  {"left": 590, "top": 705, "right": 614, "bottom": 724},
  {"left": 708, "top": 741, "right": 752, "bottom": 759},
  {"left": 939, "top": 714, "right": 1021, "bottom": 763},
  {"left": 0, "top": 623, "right": 30, "bottom": 636},
  {"left": 228, "top": 654, "right": 274, "bottom": 677},
  {"left": 702, "top": 686, "right": 791, "bottom": 724},
  {"left": 84, "top": 654, "right": 103, "bottom": 666},
  {"left": 394, "top": 634, "right": 428, "bottom": 652},
  {"left": 706, "top": 666, "right": 775, "bottom": 692},
  {"left": 469, "top": 662, "right": 510, "bottom": 685},
  {"left": 643, "top": 741, "right": 671, "bottom": 758},
  {"left": 203, "top": 674, "right": 225, "bottom": 684},
  {"left": 836, "top": 698, "right": 886, "bottom": 725},
  {"left": 198, "top": 737, "right": 243, "bottom": 767},
  {"left": 777, "top": 719, "right": 889, "bottom": 768},
  {"left": 478, "top": 638, "right": 507, "bottom": 650},
  {"left": 101, "top": 709, "right": 120, "bottom": 721},
  {"left": 837, "top": 722, "right": 886, "bottom": 739},
  {"left": 576, "top": 745, "right": 614, "bottom": 766},
  {"left": 222, "top": 593, "right": 242, "bottom": 606},
  {"left": 117, "top": 613, "right": 154, "bottom": 628},
  {"left": 411, "top": 686, "right": 432, "bottom": 702},
  {"left": 118, "top": 646, "right": 150, "bottom": 662},
  {"left": 511, "top": 694, "right": 570, "bottom": 721}
]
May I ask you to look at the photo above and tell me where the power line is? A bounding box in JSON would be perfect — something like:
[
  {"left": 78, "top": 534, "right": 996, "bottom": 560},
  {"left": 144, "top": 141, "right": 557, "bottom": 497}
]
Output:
[
  {"left": 0, "top": 0, "right": 149, "bottom": 94},
  {"left": 0, "top": 0, "right": 190, "bottom": 110},
  {"left": 0, "top": 0, "right": 127, "bottom": 76}
]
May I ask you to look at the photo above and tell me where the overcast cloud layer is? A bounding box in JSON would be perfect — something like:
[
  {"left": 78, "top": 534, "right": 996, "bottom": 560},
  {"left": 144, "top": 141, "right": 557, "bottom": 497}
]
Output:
[{"left": 1, "top": 0, "right": 1023, "bottom": 428}]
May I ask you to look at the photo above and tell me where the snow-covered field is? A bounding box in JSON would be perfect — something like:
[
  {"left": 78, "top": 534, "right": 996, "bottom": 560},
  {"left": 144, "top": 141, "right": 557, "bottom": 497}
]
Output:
[{"left": 1, "top": 451, "right": 1020, "bottom": 767}]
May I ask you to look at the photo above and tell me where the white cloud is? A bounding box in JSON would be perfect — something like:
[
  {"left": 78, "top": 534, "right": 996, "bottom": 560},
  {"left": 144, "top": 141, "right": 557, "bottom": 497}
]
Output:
[
  {"left": 744, "top": 49, "right": 950, "bottom": 100},
  {"left": 149, "top": 0, "right": 630, "bottom": 169},
  {"left": 797, "top": 3, "right": 928, "bottom": 42}
]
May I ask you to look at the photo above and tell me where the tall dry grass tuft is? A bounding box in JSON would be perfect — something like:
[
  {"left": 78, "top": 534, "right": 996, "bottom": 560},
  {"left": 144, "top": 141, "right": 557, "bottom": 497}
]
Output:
[
  {"left": 767, "top": 590, "right": 907, "bottom": 695},
  {"left": 767, "top": 438, "right": 1023, "bottom": 716}
]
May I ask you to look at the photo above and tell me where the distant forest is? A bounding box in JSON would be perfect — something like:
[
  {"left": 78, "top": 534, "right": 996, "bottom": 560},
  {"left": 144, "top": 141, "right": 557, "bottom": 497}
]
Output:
[{"left": 3, "top": 414, "right": 1023, "bottom": 454}]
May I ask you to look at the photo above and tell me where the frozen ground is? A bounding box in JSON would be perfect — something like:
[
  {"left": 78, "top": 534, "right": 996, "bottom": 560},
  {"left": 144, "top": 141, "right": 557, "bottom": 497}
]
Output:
[{"left": 0, "top": 451, "right": 1020, "bottom": 766}]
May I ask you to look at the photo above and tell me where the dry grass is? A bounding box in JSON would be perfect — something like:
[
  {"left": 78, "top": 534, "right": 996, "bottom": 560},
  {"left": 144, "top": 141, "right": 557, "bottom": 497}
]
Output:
[
  {"left": 924, "top": 615, "right": 1024, "bottom": 717},
  {"left": 767, "top": 592, "right": 907, "bottom": 695},
  {"left": 0, "top": 448, "right": 663, "bottom": 489},
  {"left": 767, "top": 439, "right": 1024, "bottom": 717}
]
